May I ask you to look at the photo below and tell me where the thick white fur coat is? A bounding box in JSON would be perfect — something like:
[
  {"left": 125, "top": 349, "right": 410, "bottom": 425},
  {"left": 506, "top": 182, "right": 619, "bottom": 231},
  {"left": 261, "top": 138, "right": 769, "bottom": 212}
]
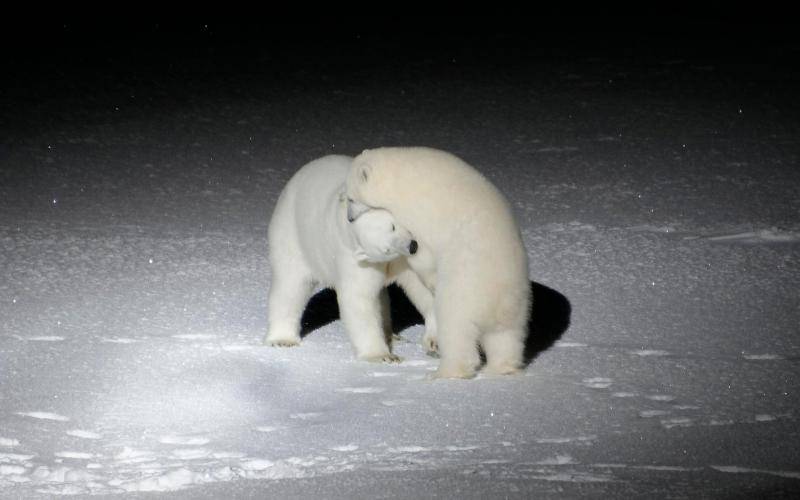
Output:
[
  {"left": 347, "top": 147, "right": 531, "bottom": 378},
  {"left": 265, "top": 155, "right": 415, "bottom": 362}
]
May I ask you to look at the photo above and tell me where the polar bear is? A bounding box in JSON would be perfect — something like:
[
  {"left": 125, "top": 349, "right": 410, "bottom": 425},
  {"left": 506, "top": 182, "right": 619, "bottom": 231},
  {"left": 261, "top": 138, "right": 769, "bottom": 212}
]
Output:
[
  {"left": 265, "top": 155, "right": 418, "bottom": 362},
  {"left": 346, "top": 147, "right": 531, "bottom": 378}
]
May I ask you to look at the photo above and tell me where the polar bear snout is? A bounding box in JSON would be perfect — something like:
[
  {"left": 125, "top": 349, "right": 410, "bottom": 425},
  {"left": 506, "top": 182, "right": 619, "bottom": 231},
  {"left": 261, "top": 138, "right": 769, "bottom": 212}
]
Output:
[{"left": 349, "top": 207, "right": 416, "bottom": 263}]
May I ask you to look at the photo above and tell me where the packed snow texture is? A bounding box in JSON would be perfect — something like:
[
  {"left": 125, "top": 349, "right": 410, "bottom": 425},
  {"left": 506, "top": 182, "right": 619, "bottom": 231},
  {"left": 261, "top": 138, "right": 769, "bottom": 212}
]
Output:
[{"left": 1, "top": 34, "right": 799, "bottom": 498}]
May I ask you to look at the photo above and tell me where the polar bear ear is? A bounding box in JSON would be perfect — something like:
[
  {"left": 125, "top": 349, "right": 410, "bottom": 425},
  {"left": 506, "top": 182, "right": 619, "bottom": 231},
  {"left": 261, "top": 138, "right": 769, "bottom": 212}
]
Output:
[
  {"left": 346, "top": 199, "right": 371, "bottom": 222},
  {"left": 354, "top": 161, "right": 371, "bottom": 184}
]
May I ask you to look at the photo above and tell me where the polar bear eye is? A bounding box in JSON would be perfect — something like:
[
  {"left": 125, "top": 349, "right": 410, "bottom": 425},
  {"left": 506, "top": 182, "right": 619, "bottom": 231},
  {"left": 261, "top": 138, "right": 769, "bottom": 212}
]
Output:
[{"left": 391, "top": 224, "right": 395, "bottom": 232}]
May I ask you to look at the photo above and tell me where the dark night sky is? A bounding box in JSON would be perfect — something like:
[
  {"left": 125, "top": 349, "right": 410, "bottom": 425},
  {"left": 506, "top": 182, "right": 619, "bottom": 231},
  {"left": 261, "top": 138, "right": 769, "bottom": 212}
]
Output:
[{"left": 3, "top": 12, "right": 797, "bottom": 128}]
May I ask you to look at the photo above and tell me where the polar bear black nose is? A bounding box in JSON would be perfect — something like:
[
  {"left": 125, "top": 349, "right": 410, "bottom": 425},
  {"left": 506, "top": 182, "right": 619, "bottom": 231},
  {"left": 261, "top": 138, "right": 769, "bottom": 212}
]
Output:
[{"left": 409, "top": 240, "right": 418, "bottom": 255}]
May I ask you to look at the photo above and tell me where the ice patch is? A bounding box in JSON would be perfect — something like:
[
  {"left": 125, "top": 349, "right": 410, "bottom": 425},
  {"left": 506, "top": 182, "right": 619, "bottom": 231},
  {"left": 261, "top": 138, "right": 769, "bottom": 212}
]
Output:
[
  {"left": 546, "top": 222, "right": 597, "bottom": 232},
  {"left": 24, "top": 336, "right": 65, "bottom": 342},
  {"left": 581, "top": 378, "right": 613, "bottom": 389},
  {"left": 444, "top": 445, "right": 480, "bottom": 452},
  {"left": 403, "top": 360, "right": 432, "bottom": 367},
  {"left": 0, "top": 464, "right": 27, "bottom": 475},
  {"left": 706, "top": 228, "right": 800, "bottom": 244},
  {"left": 639, "top": 410, "right": 670, "bottom": 418},
  {"left": 100, "top": 337, "right": 139, "bottom": 344},
  {"left": 711, "top": 465, "right": 800, "bottom": 480},
  {"left": 66, "top": 430, "right": 102, "bottom": 440},
  {"left": 555, "top": 341, "right": 588, "bottom": 348},
  {"left": 537, "top": 454, "right": 576, "bottom": 465},
  {"left": 612, "top": 392, "right": 638, "bottom": 398},
  {"left": 369, "top": 371, "right": 401, "bottom": 377},
  {"left": 241, "top": 459, "right": 274, "bottom": 471},
  {"left": 635, "top": 465, "right": 702, "bottom": 472},
  {"left": 30, "top": 465, "right": 99, "bottom": 483},
  {"left": 392, "top": 446, "right": 432, "bottom": 454},
  {"left": 531, "top": 471, "right": 614, "bottom": 483},
  {"left": 255, "top": 426, "right": 280, "bottom": 433},
  {"left": 114, "top": 447, "right": 157, "bottom": 464},
  {"left": 16, "top": 412, "right": 69, "bottom": 422},
  {"left": 0, "top": 452, "right": 35, "bottom": 462},
  {"left": 160, "top": 435, "right": 211, "bottom": 446},
  {"left": 222, "top": 344, "right": 253, "bottom": 352},
  {"left": 535, "top": 436, "right": 597, "bottom": 444},
  {"left": 54, "top": 451, "right": 94, "bottom": 460},
  {"left": 330, "top": 445, "right": 359, "bottom": 452},
  {"left": 289, "top": 412, "right": 323, "bottom": 420},
  {"left": 630, "top": 349, "right": 670, "bottom": 357},
  {"left": 0, "top": 437, "right": 20, "bottom": 447},
  {"left": 743, "top": 354, "right": 783, "bottom": 360},
  {"left": 646, "top": 395, "right": 676, "bottom": 402},
  {"left": 335, "top": 387, "right": 385, "bottom": 394},
  {"left": 661, "top": 417, "right": 693, "bottom": 429},
  {"left": 755, "top": 414, "right": 777, "bottom": 422},
  {"left": 709, "top": 419, "right": 735, "bottom": 426},
  {"left": 117, "top": 467, "right": 201, "bottom": 492},
  {"left": 380, "top": 400, "right": 414, "bottom": 407},
  {"left": 171, "top": 448, "right": 212, "bottom": 460},
  {"left": 172, "top": 334, "right": 218, "bottom": 340}
]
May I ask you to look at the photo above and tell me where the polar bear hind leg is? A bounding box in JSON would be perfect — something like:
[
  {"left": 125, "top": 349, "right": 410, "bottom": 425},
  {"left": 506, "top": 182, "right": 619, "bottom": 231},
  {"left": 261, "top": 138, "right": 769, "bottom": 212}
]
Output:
[
  {"left": 480, "top": 329, "right": 525, "bottom": 375},
  {"left": 264, "top": 270, "right": 315, "bottom": 347},
  {"left": 430, "top": 313, "right": 481, "bottom": 379}
]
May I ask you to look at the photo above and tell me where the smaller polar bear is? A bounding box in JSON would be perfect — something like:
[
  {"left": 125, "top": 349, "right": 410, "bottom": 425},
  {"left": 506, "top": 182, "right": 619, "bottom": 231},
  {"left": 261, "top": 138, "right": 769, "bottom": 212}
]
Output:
[
  {"left": 346, "top": 147, "right": 531, "bottom": 379},
  {"left": 265, "top": 155, "right": 418, "bottom": 362}
]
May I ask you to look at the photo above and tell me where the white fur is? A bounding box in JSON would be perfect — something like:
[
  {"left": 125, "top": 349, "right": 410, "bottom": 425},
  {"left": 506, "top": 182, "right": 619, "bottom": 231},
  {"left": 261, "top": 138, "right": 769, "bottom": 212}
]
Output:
[
  {"left": 347, "top": 147, "right": 531, "bottom": 378},
  {"left": 265, "top": 155, "right": 416, "bottom": 362}
]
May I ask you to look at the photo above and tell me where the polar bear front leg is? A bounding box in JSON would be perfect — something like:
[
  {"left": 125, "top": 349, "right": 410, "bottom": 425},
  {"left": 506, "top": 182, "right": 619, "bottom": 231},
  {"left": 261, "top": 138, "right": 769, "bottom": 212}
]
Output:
[
  {"left": 264, "top": 270, "right": 315, "bottom": 347},
  {"left": 393, "top": 265, "right": 438, "bottom": 354},
  {"left": 337, "top": 277, "right": 400, "bottom": 363}
]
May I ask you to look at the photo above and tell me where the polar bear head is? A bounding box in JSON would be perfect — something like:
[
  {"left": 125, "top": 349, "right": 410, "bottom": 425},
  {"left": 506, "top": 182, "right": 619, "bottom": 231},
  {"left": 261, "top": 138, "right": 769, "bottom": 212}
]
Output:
[{"left": 347, "top": 199, "right": 418, "bottom": 263}]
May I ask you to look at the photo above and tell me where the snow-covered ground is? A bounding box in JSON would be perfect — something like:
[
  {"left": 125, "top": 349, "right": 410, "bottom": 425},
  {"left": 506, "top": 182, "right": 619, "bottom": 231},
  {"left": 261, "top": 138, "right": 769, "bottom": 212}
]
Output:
[{"left": 2, "top": 30, "right": 799, "bottom": 497}]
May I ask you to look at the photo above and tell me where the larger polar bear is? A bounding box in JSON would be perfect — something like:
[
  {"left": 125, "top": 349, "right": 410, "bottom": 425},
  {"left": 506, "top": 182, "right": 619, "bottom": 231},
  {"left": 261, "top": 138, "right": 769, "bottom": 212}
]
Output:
[
  {"left": 346, "top": 147, "right": 531, "bottom": 379},
  {"left": 265, "top": 155, "right": 418, "bottom": 362}
]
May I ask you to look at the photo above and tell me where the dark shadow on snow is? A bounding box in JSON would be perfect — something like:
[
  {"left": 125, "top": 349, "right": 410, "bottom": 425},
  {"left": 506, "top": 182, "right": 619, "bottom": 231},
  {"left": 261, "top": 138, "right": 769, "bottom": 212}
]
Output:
[
  {"left": 299, "top": 288, "right": 339, "bottom": 338},
  {"left": 300, "top": 282, "right": 571, "bottom": 365},
  {"left": 523, "top": 282, "right": 572, "bottom": 365},
  {"left": 299, "top": 284, "right": 422, "bottom": 338}
]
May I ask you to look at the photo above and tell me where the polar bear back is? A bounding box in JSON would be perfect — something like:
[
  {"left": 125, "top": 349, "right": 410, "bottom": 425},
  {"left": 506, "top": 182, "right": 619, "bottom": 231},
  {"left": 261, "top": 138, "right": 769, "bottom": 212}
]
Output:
[
  {"left": 269, "top": 155, "right": 353, "bottom": 286},
  {"left": 347, "top": 147, "right": 525, "bottom": 267}
]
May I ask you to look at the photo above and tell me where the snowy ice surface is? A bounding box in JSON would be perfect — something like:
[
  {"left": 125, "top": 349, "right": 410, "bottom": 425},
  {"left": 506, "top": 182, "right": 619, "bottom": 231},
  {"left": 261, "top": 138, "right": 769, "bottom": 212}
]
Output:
[{"left": 1, "top": 34, "right": 799, "bottom": 498}]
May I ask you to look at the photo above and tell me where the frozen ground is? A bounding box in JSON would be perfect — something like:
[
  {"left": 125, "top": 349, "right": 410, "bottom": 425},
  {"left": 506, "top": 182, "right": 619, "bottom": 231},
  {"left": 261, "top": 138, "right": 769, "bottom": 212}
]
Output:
[{"left": 1, "top": 28, "right": 799, "bottom": 498}]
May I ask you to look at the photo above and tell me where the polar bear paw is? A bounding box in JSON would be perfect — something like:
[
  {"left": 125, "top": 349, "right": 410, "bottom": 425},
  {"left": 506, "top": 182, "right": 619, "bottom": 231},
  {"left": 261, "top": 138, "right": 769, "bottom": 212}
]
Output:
[
  {"left": 422, "top": 331, "right": 439, "bottom": 356},
  {"left": 360, "top": 352, "right": 403, "bottom": 364},
  {"left": 263, "top": 332, "right": 301, "bottom": 347},
  {"left": 266, "top": 339, "right": 300, "bottom": 348}
]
